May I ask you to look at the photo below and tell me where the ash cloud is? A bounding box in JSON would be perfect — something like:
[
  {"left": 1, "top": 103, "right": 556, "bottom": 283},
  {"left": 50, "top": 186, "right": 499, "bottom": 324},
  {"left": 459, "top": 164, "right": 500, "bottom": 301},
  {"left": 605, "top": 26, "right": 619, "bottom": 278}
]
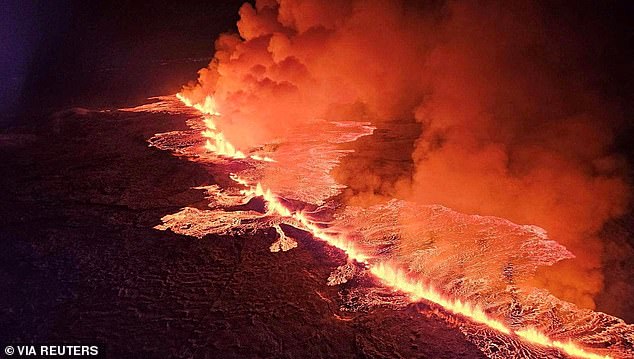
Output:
[{"left": 182, "top": 0, "right": 631, "bottom": 312}]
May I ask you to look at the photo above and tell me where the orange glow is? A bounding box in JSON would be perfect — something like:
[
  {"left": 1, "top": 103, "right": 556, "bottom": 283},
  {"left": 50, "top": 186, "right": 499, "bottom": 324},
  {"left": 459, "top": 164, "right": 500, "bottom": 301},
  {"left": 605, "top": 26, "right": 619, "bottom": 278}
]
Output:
[{"left": 183, "top": 95, "right": 611, "bottom": 359}]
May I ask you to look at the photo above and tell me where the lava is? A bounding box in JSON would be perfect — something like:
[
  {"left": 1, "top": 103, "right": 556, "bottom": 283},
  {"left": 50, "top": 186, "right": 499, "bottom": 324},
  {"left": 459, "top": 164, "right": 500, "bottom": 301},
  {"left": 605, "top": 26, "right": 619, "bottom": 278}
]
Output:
[
  {"left": 177, "top": 93, "right": 276, "bottom": 162},
  {"left": 243, "top": 174, "right": 611, "bottom": 359},
  {"left": 515, "top": 328, "right": 610, "bottom": 359},
  {"left": 239, "top": 175, "right": 612, "bottom": 359},
  {"left": 176, "top": 93, "right": 613, "bottom": 359}
]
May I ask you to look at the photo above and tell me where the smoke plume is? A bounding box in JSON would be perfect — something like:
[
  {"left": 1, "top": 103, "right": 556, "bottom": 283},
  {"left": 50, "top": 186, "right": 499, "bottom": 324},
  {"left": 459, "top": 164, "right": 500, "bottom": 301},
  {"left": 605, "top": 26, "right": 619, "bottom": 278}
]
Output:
[{"left": 181, "top": 0, "right": 630, "bottom": 311}]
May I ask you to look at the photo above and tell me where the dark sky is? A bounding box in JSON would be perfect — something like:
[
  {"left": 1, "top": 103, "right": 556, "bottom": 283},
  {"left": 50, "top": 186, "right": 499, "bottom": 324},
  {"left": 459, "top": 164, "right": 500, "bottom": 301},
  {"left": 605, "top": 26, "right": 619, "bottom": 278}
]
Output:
[{"left": 0, "top": 0, "right": 248, "bottom": 121}]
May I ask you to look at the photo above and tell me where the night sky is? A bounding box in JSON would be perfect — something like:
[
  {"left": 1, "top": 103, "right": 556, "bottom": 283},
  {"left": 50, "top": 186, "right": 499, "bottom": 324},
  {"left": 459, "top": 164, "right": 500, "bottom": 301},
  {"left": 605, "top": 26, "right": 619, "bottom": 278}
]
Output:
[{"left": 1, "top": 0, "right": 248, "bottom": 121}]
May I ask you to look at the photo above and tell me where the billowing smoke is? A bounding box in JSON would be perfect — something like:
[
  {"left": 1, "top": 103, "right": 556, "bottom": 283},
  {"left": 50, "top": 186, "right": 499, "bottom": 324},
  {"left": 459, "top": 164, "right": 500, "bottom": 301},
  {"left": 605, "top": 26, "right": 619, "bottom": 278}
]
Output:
[
  {"left": 405, "top": 1, "right": 630, "bottom": 309},
  {"left": 180, "top": 0, "right": 438, "bottom": 148},
  {"left": 181, "top": 0, "right": 630, "bottom": 311}
]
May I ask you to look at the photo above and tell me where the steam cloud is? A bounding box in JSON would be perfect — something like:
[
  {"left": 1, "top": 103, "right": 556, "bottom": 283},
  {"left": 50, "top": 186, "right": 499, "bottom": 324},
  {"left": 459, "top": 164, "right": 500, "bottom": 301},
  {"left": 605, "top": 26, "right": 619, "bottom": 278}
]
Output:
[{"left": 181, "top": 0, "right": 630, "bottom": 311}]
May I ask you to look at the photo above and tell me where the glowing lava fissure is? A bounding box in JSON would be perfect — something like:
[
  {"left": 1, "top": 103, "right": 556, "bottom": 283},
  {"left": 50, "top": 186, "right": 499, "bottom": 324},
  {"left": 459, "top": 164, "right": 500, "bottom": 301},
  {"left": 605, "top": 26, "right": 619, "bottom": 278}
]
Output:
[
  {"left": 172, "top": 93, "right": 614, "bottom": 359},
  {"left": 232, "top": 175, "right": 612, "bottom": 359},
  {"left": 176, "top": 93, "right": 275, "bottom": 162}
]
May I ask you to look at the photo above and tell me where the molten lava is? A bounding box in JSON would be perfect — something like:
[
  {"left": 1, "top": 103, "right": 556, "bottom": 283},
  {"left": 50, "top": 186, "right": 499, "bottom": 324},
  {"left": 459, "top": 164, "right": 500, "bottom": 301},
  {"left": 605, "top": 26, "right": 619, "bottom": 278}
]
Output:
[
  {"left": 237, "top": 174, "right": 612, "bottom": 359},
  {"left": 168, "top": 92, "right": 615, "bottom": 359}
]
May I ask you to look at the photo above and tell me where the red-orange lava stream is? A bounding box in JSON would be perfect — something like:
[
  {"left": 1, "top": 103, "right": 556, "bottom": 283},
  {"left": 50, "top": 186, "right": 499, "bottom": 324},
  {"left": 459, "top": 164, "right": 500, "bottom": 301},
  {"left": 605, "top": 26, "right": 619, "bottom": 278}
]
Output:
[{"left": 179, "top": 93, "right": 611, "bottom": 359}]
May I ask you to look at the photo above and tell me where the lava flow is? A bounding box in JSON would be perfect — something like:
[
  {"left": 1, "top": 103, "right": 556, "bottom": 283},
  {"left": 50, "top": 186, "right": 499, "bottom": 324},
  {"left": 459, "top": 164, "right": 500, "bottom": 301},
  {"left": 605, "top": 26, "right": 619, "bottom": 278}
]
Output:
[
  {"left": 235, "top": 176, "right": 612, "bottom": 359},
  {"left": 175, "top": 92, "right": 613, "bottom": 359}
]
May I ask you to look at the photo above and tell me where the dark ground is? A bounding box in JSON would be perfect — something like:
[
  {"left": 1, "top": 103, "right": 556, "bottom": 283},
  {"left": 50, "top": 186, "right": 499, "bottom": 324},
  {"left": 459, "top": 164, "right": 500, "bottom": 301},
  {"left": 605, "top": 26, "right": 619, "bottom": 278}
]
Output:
[{"left": 0, "top": 109, "right": 487, "bottom": 358}]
